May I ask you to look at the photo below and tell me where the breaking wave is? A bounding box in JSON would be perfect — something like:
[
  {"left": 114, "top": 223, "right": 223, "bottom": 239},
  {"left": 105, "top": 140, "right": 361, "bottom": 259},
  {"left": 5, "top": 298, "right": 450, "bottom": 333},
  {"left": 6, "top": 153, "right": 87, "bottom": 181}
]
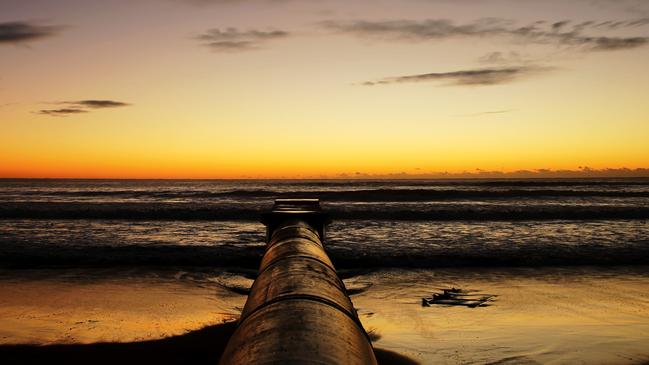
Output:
[{"left": 1, "top": 202, "right": 648, "bottom": 220}]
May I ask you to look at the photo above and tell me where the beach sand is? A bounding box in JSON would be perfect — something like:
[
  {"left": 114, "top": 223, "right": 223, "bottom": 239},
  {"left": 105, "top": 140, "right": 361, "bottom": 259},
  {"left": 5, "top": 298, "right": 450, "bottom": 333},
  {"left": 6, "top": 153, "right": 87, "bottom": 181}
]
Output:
[
  {"left": 0, "top": 269, "right": 245, "bottom": 345},
  {"left": 352, "top": 267, "right": 649, "bottom": 365},
  {"left": 1, "top": 267, "right": 648, "bottom": 364}
]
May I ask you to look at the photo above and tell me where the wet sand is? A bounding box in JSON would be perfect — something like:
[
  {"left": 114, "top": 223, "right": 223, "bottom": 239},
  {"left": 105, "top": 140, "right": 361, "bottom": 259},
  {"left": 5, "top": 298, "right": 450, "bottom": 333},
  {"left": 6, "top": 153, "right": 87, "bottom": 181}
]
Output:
[
  {"left": 0, "top": 269, "right": 246, "bottom": 344},
  {"left": 351, "top": 267, "right": 649, "bottom": 364},
  {"left": 1, "top": 267, "right": 649, "bottom": 364}
]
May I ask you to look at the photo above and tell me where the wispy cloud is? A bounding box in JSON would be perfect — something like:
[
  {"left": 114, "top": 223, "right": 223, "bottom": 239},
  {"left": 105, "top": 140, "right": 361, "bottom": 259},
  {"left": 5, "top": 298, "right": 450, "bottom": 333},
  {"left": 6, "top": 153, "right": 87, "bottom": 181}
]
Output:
[
  {"left": 460, "top": 109, "right": 513, "bottom": 117},
  {"left": 361, "top": 66, "right": 553, "bottom": 87},
  {"left": 0, "top": 21, "right": 63, "bottom": 44},
  {"left": 196, "top": 28, "right": 290, "bottom": 52},
  {"left": 478, "top": 51, "right": 530, "bottom": 65},
  {"left": 64, "top": 100, "right": 130, "bottom": 108},
  {"left": 322, "top": 18, "right": 510, "bottom": 41},
  {"left": 38, "top": 108, "right": 88, "bottom": 117},
  {"left": 38, "top": 99, "right": 130, "bottom": 117},
  {"left": 321, "top": 18, "right": 649, "bottom": 52}
]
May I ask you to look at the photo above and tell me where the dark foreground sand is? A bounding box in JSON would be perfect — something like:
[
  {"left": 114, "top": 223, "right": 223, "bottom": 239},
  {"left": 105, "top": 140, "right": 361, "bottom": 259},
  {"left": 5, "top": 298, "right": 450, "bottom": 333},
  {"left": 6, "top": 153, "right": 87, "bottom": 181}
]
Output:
[
  {"left": 0, "top": 321, "right": 416, "bottom": 365},
  {"left": 1, "top": 267, "right": 649, "bottom": 364}
]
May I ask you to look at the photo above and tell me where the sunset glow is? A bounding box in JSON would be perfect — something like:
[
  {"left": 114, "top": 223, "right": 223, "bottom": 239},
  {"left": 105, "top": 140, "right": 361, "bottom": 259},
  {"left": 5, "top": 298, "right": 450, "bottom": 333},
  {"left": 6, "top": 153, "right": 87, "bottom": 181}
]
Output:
[{"left": 1, "top": 0, "right": 648, "bottom": 178}]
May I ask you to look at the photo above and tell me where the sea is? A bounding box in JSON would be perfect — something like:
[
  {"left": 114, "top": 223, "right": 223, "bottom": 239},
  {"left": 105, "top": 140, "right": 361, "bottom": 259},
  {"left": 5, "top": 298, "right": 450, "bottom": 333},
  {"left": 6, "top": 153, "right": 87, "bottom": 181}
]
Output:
[{"left": 0, "top": 178, "right": 648, "bottom": 269}]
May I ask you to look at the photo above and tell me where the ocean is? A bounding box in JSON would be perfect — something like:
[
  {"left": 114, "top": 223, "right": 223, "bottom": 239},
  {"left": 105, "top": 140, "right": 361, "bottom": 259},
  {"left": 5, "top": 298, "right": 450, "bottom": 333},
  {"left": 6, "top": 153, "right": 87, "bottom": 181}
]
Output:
[{"left": 1, "top": 178, "right": 648, "bottom": 269}]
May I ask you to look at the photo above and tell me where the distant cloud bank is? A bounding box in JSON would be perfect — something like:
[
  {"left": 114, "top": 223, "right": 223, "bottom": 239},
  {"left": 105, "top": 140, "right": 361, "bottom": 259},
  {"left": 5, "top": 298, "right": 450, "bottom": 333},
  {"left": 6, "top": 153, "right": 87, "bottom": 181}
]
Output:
[{"left": 335, "top": 168, "right": 649, "bottom": 179}]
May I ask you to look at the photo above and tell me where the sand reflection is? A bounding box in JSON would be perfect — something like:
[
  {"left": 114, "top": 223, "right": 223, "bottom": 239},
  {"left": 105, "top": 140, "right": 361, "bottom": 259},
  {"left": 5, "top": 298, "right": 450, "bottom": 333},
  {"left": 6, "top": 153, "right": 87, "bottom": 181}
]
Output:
[{"left": 350, "top": 267, "right": 649, "bottom": 364}]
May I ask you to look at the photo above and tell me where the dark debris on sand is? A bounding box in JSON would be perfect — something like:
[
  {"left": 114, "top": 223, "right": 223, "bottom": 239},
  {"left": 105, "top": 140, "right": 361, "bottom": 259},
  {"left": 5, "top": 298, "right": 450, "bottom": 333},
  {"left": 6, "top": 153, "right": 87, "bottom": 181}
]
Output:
[{"left": 422, "top": 287, "right": 496, "bottom": 308}]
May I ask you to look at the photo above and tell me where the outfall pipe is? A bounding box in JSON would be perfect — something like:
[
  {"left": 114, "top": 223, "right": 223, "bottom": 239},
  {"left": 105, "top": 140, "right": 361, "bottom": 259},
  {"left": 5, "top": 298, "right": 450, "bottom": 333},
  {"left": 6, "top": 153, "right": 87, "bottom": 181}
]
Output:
[{"left": 218, "top": 199, "right": 378, "bottom": 365}]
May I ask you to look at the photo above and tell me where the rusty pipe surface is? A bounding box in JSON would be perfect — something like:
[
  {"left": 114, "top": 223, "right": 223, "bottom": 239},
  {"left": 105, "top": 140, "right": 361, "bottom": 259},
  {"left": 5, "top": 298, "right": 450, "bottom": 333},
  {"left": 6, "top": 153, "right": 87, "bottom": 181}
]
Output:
[{"left": 218, "top": 199, "right": 378, "bottom": 365}]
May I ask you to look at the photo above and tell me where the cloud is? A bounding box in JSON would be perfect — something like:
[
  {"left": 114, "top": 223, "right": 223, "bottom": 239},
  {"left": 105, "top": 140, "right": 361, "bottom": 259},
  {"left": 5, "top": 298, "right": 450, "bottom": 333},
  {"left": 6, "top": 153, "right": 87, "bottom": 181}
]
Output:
[
  {"left": 332, "top": 167, "right": 649, "bottom": 179},
  {"left": 460, "top": 109, "right": 513, "bottom": 117},
  {"left": 65, "top": 100, "right": 130, "bottom": 108},
  {"left": 361, "top": 66, "right": 552, "bottom": 86},
  {"left": 582, "top": 36, "right": 648, "bottom": 50},
  {"left": 321, "top": 18, "right": 649, "bottom": 52},
  {"left": 0, "top": 21, "right": 62, "bottom": 44},
  {"left": 478, "top": 51, "right": 529, "bottom": 64},
  {"left": 626, "top": 18, "right": 649, "bottom": 27},
  {"left": 38, "top": 108, "right": 88, "bottom": 117},
  {"left": 196, "top": 28, "right": 290, "bottom": 52},
  {"left": 552, "top": 20, "right": 571, "bottom": 31},
  {"left": 321, "top": 18, "right": 510, "bottom": 41},
  {"left": 37, "top": 99, "right": 130, "bottom": 117}
]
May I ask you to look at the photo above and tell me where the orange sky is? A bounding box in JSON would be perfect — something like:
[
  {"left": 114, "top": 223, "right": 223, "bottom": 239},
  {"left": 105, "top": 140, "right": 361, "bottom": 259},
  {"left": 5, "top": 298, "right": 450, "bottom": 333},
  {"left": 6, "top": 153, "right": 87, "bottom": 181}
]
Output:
[{"left": 1, "top": 0, "right": 648, "bottom": 178}]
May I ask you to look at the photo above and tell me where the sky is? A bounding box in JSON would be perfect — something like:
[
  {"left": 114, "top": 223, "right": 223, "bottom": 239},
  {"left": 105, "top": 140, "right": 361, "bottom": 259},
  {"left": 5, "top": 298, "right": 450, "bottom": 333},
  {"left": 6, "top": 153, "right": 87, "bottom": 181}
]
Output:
[{"left": 1, "top": 0, "right": 648, "bottom": 179}]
